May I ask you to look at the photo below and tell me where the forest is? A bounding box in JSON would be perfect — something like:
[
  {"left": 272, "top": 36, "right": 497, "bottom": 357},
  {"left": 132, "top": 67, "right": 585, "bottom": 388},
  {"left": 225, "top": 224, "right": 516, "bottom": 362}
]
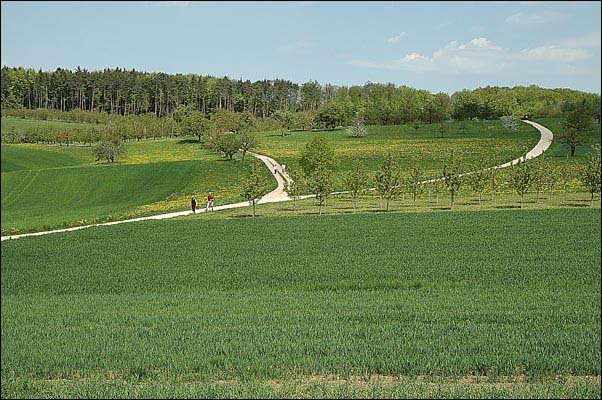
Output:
[{"left": 2, "top": 66, "right": 600, "bottom": 127}]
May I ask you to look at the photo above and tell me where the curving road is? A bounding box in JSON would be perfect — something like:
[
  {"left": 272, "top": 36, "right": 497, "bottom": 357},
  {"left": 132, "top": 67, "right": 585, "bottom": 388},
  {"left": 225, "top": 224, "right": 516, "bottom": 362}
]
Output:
[{"left": 1, "top": 120, "right": 552, "bottom": 242}]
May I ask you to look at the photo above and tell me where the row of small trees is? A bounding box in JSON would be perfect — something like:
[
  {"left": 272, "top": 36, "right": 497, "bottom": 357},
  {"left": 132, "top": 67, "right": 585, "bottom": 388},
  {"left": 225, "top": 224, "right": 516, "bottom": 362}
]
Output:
[{"left": 279, "top": 138, "right": 601, "bottom": 215}]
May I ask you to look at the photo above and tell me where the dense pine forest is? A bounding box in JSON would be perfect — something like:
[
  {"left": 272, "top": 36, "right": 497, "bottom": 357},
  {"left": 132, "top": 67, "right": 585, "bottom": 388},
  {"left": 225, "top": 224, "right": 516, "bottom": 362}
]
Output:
[{"left": 2, "top": 66, "right": 600, "bottom": 126}]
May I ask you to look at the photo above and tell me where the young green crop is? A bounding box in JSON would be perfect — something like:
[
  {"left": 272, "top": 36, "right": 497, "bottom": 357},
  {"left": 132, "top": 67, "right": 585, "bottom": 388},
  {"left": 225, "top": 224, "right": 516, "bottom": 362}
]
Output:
[{"left": 2, "top": 209, "right": 599, "bottom": 398}]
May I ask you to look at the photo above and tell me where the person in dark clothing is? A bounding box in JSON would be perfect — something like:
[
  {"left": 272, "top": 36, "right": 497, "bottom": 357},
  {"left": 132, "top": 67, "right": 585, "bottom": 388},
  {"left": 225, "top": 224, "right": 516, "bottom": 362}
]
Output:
[{"left": 191, "top": 196, "right": 197, "bottom": 214}]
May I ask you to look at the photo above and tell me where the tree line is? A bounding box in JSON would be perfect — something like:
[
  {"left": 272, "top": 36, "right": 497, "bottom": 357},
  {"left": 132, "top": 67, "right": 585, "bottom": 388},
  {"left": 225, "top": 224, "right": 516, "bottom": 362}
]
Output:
[{"left": 2, "top": 66, "right": 600, "bottom": 125}]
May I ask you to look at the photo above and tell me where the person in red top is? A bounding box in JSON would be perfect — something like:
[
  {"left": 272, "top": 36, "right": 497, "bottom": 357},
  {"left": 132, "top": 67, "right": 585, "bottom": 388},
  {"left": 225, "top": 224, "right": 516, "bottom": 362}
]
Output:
[{"left": 206, "top": 192, "right": 214, "bottom": 212}]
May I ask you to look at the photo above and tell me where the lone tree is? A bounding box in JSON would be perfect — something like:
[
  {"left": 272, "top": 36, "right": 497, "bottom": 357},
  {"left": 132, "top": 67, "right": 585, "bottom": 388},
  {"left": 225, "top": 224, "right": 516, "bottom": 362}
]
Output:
[
  {"left": 500, "top": 115, "right": 519, "bottom": 131},
  {"left": 92, "top": 140, "right": 125, "bottom": 163},
  {"left": 180, "top": 111, "right": 210, "bottom": 143},
  {"left": 442, "top": 152, "right": 463, "bottom": 209},
  {"left": 509, "top": 157, "right": 533, "bottom": 208},
  {"left": 557, "top": 127, "right": 586, "bottom": 157},
  {"left": 299, "top": 136, "right": 337, "bottom": 176},
  {"left": 239, "top": 134, "right": 258, "bottom": 164},
  {"left": 307, "top": 165, "right": 334, "bottom": 215},
  {"left": 273, "top": 109, "right": 294, "bottom": 137},
  {"left": 558, "top": 102, "right": 592, "bottom": 157},
  {"left": 564, "top": 102, "right": 592, "bottom": 133},
  {"left": 374, "top": 154, "right": 402, "bottom": 211},
  {"left": 240, "top": 164, "right": 271, "bottom": 217},
  {"left": 343, "top": 160, "right": 369, "bottom": 209},
  {"left": 347, "top": 114, "right": 366, "bottom": 138},
  {"left": 284, "top": 167, "right": 306, "bottom": 211},
  {"left": 438, "top": 122, "right": 450, "bottom": 138},
  {"left": 292, "top": 111, "right": 314, "bottom": 131},
  {"left": 216, "top": 132, "right": 242, "bottom": 160},
  {"left": 581, "top": 144, "right": 601, "bottom": 206}
]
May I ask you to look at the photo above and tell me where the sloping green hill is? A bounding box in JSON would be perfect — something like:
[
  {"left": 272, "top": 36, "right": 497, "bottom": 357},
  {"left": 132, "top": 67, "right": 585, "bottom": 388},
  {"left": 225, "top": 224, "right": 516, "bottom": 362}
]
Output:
[
  {"left": 2, "top": 157, "right": 270, "bottom": 233},
  {"left": 1, "top": 144, "right": 93, "bottom": 172}
]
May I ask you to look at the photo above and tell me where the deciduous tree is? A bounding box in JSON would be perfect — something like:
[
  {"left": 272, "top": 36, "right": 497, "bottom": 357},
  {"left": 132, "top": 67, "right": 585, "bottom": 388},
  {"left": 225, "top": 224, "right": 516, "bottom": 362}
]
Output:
[
  {"left": 299, "top": 136, "right": 337, "bottom": 176},
  {"left": 442, "top": 152, "right": 463, "bottom": 209},
  {"left": 581, "top": 144, "right": 601, "bottom": 206},
  {"left": 284, "top": 167, "right": 306, "bottom": 211},
  {"left": 374, "top": 154, "right": 402, "bottom": 211},
  {"left": 509, "top": 158, "right": 533, "bottom": 208},
  {"left": 307, "top": 165, "right": 334, "bottom": 215},
  {"left": 240, "top": 164, "right": 271, "bottom": 217},
  {"left": 343, "top": 160, "right": 369, "bottom": 209}
]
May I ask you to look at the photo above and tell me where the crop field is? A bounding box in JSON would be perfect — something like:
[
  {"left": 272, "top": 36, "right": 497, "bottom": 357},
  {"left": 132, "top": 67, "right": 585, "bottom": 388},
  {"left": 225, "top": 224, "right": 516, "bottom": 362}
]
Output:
[
  {"left": 1, "top": 144, "right": 94, "bottom": 172},
  {"left": 251, "top": 120, "right": 542, "bottom": 185},
  {"left": 0, "top": 116, "right": 96, "bottom": 135},
  {"left": 1, "top": 208, "right": 600, "bottom": 398},
  {"left": 1, "top": 142, "right": 271, "bottom": 234}
]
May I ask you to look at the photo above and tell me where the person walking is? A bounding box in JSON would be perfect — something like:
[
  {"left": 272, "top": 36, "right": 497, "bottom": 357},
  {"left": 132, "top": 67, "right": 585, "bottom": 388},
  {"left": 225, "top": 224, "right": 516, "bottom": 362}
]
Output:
[
  {"left": 281, "top": 164, "right": 286, "bottom": 173},
  {"left": 273, "top": 165, "right": 278, "bottom": 174},
  {"left": 206, "top": 192, "right": 214, "bottom": 211},
  {"left": 191, "top": 196, "right": 197, "bottom": 214}
]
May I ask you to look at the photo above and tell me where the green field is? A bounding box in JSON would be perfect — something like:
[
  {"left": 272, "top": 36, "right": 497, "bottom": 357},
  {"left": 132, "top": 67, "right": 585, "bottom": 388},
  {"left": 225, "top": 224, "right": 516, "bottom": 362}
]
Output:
[
  {"left": 251, "top": 120, "right": 543, "bottom": 185},
  {"left": 1, "top": 144, "right": 93, "bottom": 172},
  {"left": 2, "top": 117, "right": 600, "bottom": 234},
  {"left": 1, "top": 155, "right": 270, "bottom": 234},
  {"left": 1, "top": 118, "right": 554, "bottom": 235},
  {"left": 1, "top": 139, "right": 272, "bottom": 234},
  {"left": 1, "top": 116, "right": 96, "bottom": 134},
  {"left": 2, "top": 209, "right": 600, "bottom": 398}
]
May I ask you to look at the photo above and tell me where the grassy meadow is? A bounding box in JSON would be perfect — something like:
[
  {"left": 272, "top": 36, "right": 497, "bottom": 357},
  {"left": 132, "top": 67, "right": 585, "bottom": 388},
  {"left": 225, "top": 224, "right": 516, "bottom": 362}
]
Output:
[
  {"left": 1, "top": 136, "right": 272, "bottom": 234},
  {"left": 251, "top": 119, "right": 543, "bottom": 185},
  {"left": 2, "top": 209, "right": 600, "bottom": 398}
]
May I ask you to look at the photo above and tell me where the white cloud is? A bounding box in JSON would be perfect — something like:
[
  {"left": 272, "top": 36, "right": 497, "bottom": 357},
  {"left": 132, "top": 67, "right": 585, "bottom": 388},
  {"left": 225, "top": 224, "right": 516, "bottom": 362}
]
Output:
[
  {"left": 469, "top": 37, "right": 501, "bottom": 50},
  {"left": 506, "top": 10, "right": 567, "bottom": 25},
  {"left": 352, "top": 37, "right": 506, "bottom": 74},
  {"left": 520, "top": 45, "right": 590, "bottom": 62},
  {"left": 519, "top": 33, "right": 600, "bottom": 62},
  {"left": 352, "top": 31, "right": 599, "bottom": 76},
  {"left": 387, "top": 32, "right": 407, "bottom": 47},
  {"left": 559, "top": 33, "right": 601, "bottom": 48}
]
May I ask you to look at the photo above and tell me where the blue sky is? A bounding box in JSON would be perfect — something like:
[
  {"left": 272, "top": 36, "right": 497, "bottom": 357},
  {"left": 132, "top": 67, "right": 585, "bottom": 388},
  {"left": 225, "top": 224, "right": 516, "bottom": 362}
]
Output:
[{"left": 1, "top": 1, "right": 600, "bottom": 94}]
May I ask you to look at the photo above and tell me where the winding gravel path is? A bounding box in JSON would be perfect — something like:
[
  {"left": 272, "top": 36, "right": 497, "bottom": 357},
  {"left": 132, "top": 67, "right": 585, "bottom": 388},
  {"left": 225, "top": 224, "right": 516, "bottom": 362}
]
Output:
[{"left": 1, "top": 120, "right": 552, "bottom": 242}]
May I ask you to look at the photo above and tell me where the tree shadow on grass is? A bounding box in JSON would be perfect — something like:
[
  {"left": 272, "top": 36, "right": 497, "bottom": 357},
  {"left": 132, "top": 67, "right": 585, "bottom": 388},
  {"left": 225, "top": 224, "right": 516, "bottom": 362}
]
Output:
[
  {"left": 176, "top": 139, "right": 201, "bottom": 145},
  {"left": 493, "top": 205, "right": 522, "bottom": 209}
]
